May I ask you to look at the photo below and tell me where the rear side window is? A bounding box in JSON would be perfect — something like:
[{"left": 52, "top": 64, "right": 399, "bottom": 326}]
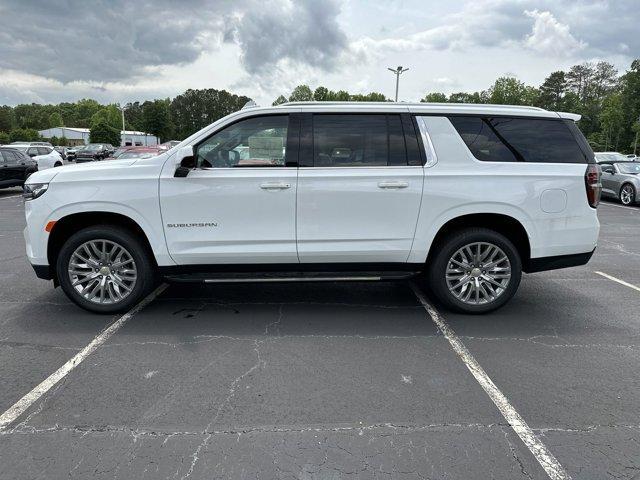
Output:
[
  {"left": 312, "top": 114, "right": 407, "bottom": 167},
  {"left": 449, "top": 116, "right": 588, "bottom": 163},
  {"left": 37, "top": 147, "right": 50, "bottom": 155}
]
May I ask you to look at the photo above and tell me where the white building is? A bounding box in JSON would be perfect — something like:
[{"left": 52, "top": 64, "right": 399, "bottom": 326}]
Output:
[{"left": 38, "top": 127, "right": 159, "bottom": 147}]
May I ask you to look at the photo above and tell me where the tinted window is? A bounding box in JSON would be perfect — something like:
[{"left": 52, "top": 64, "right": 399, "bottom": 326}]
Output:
[
  {"left": 37, "top": 147, "right": 50, "bottom": 155},
  {"left": 450, "top": 116, "right": 588, "bottom": 163},
  {"left": 313, "top": 114, "right": 407, "bottom": 167},
  {"left": 196, "top": 115, "right": 288, "bottom": 168},
  {"left": 4, "top": 150, "right": 18, "bottom": 163},
  {"left": 0, "top": 151, "right": 5, "bottom": 164},
  {"left": 27, "top": 148, "right": 39, "bottom": 156}
]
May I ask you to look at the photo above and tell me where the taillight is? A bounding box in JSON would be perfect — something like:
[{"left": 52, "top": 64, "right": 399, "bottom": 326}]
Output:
[{"left": 585, "top": 164, "right": 601, "bottom": 208}]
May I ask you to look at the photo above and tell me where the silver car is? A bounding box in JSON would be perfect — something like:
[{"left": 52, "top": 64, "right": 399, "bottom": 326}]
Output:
[{"left": 600, "top": 161, "right": 640, "bottom": 206}]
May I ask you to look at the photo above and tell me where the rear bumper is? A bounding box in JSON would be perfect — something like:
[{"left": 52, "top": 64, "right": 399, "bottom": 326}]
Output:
[{"left": 524, "top": 249, "right": 595, "bottom": 273}]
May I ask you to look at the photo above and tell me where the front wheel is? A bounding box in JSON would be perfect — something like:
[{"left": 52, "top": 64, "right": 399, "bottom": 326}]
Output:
[
  {"left": 56, "top": 226, "right": 157, "bottom": 313},
  {"left": 426, "top": 228, "right": 522, "bottom": 314},
  {"left": 620, "top": 184, "right": 636, "bottom": 206}
]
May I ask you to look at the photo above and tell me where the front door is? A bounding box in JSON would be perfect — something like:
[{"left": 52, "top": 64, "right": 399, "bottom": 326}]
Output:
[
  {"left": 160, "top": 114, "right": 299, "bottom": 265},
  {"left": 296, "top": 113, "right": 424, "bottom": 263}
]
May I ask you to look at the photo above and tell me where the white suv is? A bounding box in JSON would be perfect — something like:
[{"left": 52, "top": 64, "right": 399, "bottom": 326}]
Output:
[
  {"left": 11, "top": 144, "right": 64, "bottom": 170},
  {"left": 23, "top": 102, "right": 600, "bottom": 314}
]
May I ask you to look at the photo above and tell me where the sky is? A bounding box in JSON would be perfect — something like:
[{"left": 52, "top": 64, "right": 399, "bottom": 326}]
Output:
[{"left": 0, "top": 0, "right": 638, "bottom": 106}]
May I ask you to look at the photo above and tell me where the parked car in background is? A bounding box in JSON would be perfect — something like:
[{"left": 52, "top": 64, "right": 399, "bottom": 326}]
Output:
[
  {"left": 75, "top": 143, "right": 110, "bottom": 163},
  {"left": 0, "top": 147, "right": 38, "bottom": 189},
  {"left": 10, "top": 141, "right": 52, "bottom": 147},
  {"left": 104, "top": 146, "right": 135, "bottom": 160},
  {"left": 625, "top": 154, "right": 638, "bottom": 161},
  {"left": 599, "top": 161, "right": 640, "bottom": 205},
  {"left": 10, "top": 145, "right": 63, "bottom": 170},
  {"left": 65, "top": 145, "right": 83, "bottom": 161},
  {"left": 159, "top": 140, "right": 181, "bottom": 150},
  {"left": 595, "top": 152, "right": 630, "bottom": 163},
  {"left": 54, "top": 146, "right": 67, "bottom": 160},
  {"left": 108, "top": 146, "right": 164, "bottom": 160},
  {"left": 23, "top": 102, "right": 600, "bottom": 314}
]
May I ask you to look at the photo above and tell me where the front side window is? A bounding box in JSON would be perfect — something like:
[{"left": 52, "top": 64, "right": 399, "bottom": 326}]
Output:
[
  {"left": 449, "top": 116, "right": 588, "bottom": 163},
  {"left": 312, "top": 114, "right": 406, "bottom": 167},
  {"left": 37, "top": 147, "right": 50, "bottom": 155},
  {"left": 196, "top": 115, "right": 288, "bottom": 168},
  {"left": 27, "top": 147, "right": 39, "bottom": 157}
]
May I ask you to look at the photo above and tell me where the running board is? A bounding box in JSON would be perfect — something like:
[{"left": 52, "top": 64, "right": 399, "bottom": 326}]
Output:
[{"left": 163, "top": 271, "right": 418, "bottom": 284}]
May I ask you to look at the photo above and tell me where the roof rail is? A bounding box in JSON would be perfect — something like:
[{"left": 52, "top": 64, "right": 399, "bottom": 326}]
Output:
[{"left": 277, "top": 101, "right": 547, "bottom": 112}]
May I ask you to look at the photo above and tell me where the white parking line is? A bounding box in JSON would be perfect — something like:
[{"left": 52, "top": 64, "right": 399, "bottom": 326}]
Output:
[
  {"left": 0, "top": 283, "right": 167, "bottom": 431},
  {"left": 599, "top": 201, "right": 639, "bottom": 212},
  {"left": 410, "top": 283, "right": 570, "bottom": 480},
  {"left": 594, "top": 271, "right": 640, "bottom": 293}
]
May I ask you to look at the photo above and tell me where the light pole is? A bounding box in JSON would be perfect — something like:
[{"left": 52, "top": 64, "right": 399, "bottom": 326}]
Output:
[
  {"left": 118, "top": 104, "right": 126, "bottom": 146},
  {"left": 387, "top": 66, "right": 409, "bottom": 102}
]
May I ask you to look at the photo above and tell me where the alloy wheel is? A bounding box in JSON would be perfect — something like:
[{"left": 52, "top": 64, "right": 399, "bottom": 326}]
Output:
[
  {"left": 68, "top": 239, "right": 137, "bottom": 305},
  {"left": 445, "top": 242, "right": 512, "bottom": 305},
  {"left": 621, "top": 185, "right": 634, "bottom": 205}
]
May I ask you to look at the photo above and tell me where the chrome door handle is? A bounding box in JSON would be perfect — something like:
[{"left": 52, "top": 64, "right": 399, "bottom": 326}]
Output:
[
  {"left": 378, "top": 181, "right": 409, "bottom": 189},
  {"left": 260, "top": 182, "right": 291, "bottom": 190}
]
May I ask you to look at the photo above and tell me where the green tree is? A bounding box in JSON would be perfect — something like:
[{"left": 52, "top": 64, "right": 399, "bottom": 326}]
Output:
[
  {"left": 272, "top": 95, "right": 288, "bottom": 106},
  {"left": 142, "top": 99, "right": 173, "bottom": 142},
  {"left": 538, "top": 71, "right": 567, "bottom": 110},
  {"left": 288, "top": 85, "right": 314, "bottom": 102},
  {"left": 75, "top": 99, "right": 102, "bottom": 127},
  {"left": 600, "top": 93, "right": 625, "bottom": 151},
  {"left": 421, "top": 92, "right": 448, "bottom": 103},
  {"left": 89, "top": 121, "right": 121, "bottom": 145},
  {"left": 0, "top": 132, "right": 10, "bottom": 144},
  {"left": 59, "top": 136, "right": 69, "bottom": 147},
  {"left": 0, "top": 106, "right": 15, "bottom": 132},
  {"left": 313, "top": 86, "right": 329, "bottom": 101},
  {"left": 448, "top": 92, "right": 484, "bottom": 103},
  {"left": 49, "top": 135, "right": 60, "bottom": 145},
  {"left": 170, "top": 89, "right": 251, "bottom": 140},
  {"left": 488, "top": 77, "right": 538, "bottom": 105},
  {"left": 9, "top": 128, "right": 41, "bottom": 142},
  {"left": 48, "top": 112, "right": 64, "bottom": 128}
]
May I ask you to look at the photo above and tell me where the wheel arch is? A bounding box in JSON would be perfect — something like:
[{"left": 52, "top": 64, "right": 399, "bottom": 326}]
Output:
[
  {"left": 48, "top": 212, "right": 157, "bottom": 278},
  {"left": 425, "top": 213, "right": 532, "bottom": 271}
]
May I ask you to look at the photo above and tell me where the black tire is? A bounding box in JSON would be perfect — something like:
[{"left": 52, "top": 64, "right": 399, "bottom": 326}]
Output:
[
  {"left": 425, "top": 228, "right": 522, "bottom": 314},
  {"left": 620, "top": 183, "right": 636, "bottom": 206},
  {"left": 56, "top": 225, "right": 157, "bottom": 314}
]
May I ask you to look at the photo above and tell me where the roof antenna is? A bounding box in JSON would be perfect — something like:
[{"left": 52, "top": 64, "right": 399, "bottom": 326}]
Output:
[{"left": 242, "top": 100, "right": 258, "bottom": 109}]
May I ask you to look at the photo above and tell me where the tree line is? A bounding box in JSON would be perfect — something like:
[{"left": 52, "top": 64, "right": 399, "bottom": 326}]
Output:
[
  {"left": 0, "top": 89, "right": 251, "bottom": 145},
  {"left": 1, "top": 58, "right": 639, "bottom": 153},
  {"left": 272, "top": 59, "right": 640, "bottom": 154}
]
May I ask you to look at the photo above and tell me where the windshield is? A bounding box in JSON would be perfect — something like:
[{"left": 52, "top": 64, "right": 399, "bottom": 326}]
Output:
[
  {"left": 596, "top": 153, "right": 628, "bottom": 162},
  {"left": 12, "top": 146, "right": 28, "bottom": 153},
  {"left": 84, "top": 144, "right": 102, "bottom": 151},
  {"left": 618, "top": 163, "right": 640, "bottom": 174},
  {"left": 118, "top": 151, "right": 158, "bottom": 159}
]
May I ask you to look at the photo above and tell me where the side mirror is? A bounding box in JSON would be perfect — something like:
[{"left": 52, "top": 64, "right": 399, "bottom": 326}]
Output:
[{"left": 174, "top": 145, "right": 195, "bottom": 178}]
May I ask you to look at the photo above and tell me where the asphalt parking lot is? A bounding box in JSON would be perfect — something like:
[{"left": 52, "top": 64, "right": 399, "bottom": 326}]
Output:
[{"left": 0, "top": 186, "right": 638, "bottom": 480}]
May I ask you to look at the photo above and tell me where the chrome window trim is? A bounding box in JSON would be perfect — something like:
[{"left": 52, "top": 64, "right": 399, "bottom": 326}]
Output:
[{"left": 415, "top": 116, "right": 438, "bottom": 168}]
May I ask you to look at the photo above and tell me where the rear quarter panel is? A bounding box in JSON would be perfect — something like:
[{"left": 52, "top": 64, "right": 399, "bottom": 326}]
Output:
[{"left": 408, "top": 116, "right": 599, "bottom": 263}]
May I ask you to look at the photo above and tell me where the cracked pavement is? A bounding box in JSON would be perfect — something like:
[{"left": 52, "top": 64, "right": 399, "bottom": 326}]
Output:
[{"left": 0, "top": 189, "right": 639, "bottom": 479}]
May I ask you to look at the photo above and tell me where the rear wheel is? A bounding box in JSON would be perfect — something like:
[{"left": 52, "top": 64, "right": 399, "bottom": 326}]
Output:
[
  {"left": 56, "top": 226, "right": 157, "bottom": 313},
  {"left": 426, "top": 228, "right": 522, "bottom": 314},
  {"left": 620, "top": 184, "right": 636, "bottom": 206}
]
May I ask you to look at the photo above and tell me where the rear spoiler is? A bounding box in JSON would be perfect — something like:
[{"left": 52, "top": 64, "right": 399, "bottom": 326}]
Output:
[{"left": 557, "top": 112, "right": 581, "bottom": 122}]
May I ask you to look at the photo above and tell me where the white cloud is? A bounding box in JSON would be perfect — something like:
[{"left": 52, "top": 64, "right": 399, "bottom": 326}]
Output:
[{"left": 524, "top": 10, "right": 586, "bottom": 57}]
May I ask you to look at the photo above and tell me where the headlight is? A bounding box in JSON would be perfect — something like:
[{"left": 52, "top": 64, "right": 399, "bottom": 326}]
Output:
[{"left": 23, "top": 183, "right": 49, "bottom": 201}]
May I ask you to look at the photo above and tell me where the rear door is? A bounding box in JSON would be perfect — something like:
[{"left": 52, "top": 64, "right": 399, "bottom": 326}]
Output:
[{"left": 296, "top": 113, "right": 424, "bottom": 263}]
